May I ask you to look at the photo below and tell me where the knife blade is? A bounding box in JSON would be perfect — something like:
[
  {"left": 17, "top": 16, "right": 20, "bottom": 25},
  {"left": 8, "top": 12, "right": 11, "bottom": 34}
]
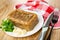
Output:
[{"left": 43, "top": 12, "right": 54, "bottom": 27}]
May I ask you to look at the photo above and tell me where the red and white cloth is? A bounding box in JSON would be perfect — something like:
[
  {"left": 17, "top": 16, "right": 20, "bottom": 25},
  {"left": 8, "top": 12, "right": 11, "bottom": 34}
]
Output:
[{"left": 15, "top": 0, "right": 60, "bottom": 28}]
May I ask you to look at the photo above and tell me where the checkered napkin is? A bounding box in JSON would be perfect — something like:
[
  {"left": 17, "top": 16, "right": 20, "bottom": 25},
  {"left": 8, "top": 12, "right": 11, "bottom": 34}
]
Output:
[{"left": 15, "top": 0, "right": 60, "bottom": 28}]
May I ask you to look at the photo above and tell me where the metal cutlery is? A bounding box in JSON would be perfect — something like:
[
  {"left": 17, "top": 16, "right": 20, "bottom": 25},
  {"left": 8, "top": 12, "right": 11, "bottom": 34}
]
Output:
[
  {"left": 39, "top": 12, "right": 54, "bottom": 40},
  {"left": 47, "top": 13, "right": 59, "bottom": 40}
]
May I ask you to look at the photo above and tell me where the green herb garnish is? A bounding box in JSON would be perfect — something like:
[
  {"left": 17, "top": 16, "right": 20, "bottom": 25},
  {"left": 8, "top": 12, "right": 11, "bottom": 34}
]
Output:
[{"left": 1, "top": 19, "right": 14, "bottom": 32}]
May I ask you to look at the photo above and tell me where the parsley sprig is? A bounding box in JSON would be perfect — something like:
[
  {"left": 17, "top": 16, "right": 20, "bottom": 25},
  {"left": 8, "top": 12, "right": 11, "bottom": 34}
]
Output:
[{"left": 1, "top": 19, "right": 14, "bottom": 32}]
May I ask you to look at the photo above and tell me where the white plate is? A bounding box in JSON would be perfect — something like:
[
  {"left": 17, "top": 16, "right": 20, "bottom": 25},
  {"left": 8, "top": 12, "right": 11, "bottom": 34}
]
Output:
[{"left": 5, "top": 10, "right": 44, "bottom": 37}]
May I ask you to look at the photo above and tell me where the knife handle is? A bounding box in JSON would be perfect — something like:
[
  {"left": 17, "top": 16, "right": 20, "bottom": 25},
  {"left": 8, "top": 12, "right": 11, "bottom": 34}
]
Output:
[{"left": 39, "top": 27, "right": 48, "bottom": 40}]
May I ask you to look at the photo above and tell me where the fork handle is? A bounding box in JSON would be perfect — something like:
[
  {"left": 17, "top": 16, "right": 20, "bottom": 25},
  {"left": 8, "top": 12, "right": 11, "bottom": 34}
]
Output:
[{"left": 47, "top": 26, "right": 54, "bottom": 40}]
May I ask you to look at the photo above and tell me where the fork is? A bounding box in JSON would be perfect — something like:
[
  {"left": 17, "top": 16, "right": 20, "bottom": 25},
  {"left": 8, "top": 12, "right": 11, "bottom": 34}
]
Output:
[{"left": 47, "top": 13, "right": 59, "bottom": 40}]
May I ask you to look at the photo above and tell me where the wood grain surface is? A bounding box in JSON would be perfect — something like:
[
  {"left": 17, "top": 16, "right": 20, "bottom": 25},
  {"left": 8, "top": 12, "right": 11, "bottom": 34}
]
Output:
[
  {"left": 0, "top": 0, "right": 60, "bottom": 40},
  {"left": 0, "top": 29, "right": 42, "bottom": 40}
]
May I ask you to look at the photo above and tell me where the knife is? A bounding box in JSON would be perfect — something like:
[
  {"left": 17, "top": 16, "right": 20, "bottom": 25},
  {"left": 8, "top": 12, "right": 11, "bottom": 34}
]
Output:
[{"left": 38, "top": 12, "right": 54, "bottom": 40}]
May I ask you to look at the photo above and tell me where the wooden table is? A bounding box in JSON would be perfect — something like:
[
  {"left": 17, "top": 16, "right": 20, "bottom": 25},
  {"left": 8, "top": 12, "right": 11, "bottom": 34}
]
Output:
[
  {"left": 0, "top": 0, "right": 60, "bottom": 40},
  {"left": 0, "top": 29, "right": 42, "bottom": 40}
]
